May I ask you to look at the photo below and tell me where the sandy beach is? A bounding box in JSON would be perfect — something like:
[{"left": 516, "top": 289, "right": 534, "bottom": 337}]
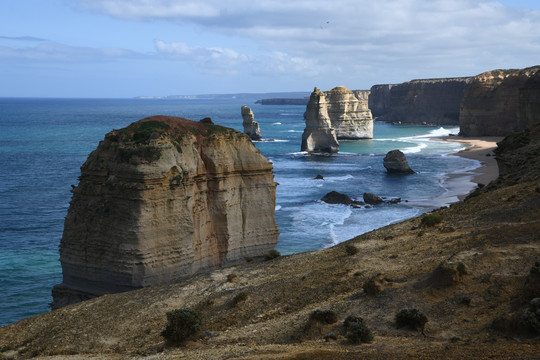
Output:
[{"left": 440, "top": 135, "right": 504, "bottom": 200}]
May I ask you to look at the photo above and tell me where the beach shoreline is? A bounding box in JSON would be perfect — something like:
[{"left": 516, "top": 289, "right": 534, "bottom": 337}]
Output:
[{"left": 439, "top": 135, "right": 503, "bottom": 200}]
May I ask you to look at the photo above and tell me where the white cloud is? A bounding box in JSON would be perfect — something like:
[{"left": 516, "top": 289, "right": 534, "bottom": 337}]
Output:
[
  {"left": 0, "top": 41, "right": 140, "bottom": 63},
  {"left": 76, "top": 0, "right": 219, "bottom": 19},
  {"left": 73, "top": 0, "right": 540, "bottom": 77}
]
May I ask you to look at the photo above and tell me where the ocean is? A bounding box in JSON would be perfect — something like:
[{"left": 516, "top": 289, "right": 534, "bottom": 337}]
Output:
[{"left": 0, "top": 97, "right": 478, "bottom": 327}]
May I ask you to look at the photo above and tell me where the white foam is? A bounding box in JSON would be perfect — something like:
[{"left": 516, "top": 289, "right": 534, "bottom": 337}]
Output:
[
  {"left": 275, "top": 205, "right": 282, "bottom": 211},
  {"left": 402, "top": 142, "right": 427, "bottom": 154},
  {"left": 272, "top": 122, "right": 282, "bottom": 125}
]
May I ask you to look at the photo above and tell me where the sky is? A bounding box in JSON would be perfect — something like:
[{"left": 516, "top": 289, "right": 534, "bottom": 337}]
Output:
[{"left": 1, "top": 0, "right": 540, "bottom": 98}]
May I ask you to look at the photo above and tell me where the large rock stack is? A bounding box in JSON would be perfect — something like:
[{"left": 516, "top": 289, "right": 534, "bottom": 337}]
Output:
[
  {"left": 325, "top": 86, "right": 373, "bottom": 139},
  {"left": 460, "top": 66, "right": 540, "bottom": 137},
  {"left": 301, "top": 87, "right": 339, "bottom": 153},
  {"left": 52, "top": 116, "right": 279, "bottom": 308},
  {"left": 241, "top": 105, "right": 262, "bottom": 141}
]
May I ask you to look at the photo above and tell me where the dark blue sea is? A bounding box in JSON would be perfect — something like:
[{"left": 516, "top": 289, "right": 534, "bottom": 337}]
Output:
[{"left": 0, "top": 97, "right": 479, "bottom": 326}]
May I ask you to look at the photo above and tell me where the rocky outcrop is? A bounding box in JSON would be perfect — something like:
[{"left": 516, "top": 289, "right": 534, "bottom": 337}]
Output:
[
  {"left": 301, "top": 87, "right": 339, "bottom": 153},
  {"left": 325, "top": 86, "right": 373, "bottom": 139},
  {"left": 460, "top": 66, "right": 540, "bottom": 137},
  {"left": 51, "top": 116, "right": 279, "bottom": 308},
  {"left": 383, "top": 149, "right": 414, "bottom": 174},
  {"left": 369, "top": 77, "right": 472, "bottom": 125},
  {"left": 321, "top": 191, "right": 364, "bottom": 206},
  {"left": 241, "top": 105, "right": 262, "bottom": 140},
  {"left": 363, "top": 193, "right": 383, "bottom": 205}
]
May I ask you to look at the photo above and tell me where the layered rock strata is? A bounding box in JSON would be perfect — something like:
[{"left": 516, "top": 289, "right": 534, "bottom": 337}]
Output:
[
  {"left": 325, "top": 86, "right": 373, "bottom": 139},
  {"left": 52, "top": 116, "right": 279, "bottom": 308},
  {"left": 241, "top": 105, "right": 262, "bottom": 140},
  {"left": 301, "top": 87, "right": 339, "bottom": 153},
  {"left": 460, "top": 66, "right": 540, "bottom": 137},
  {"left": 369, "top": 77, "right": 472, "bottom": 125}
]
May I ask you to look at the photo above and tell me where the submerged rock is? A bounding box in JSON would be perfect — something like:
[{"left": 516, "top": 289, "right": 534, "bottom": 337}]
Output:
[
  {"left": 363, "top": 193, "right": 384, "bottom": 205},
  {"left": 301, "top": 87, "right": 339, "bottom": 153},
  {"left": 384, "top": 149, "right": 415, "bottom": 174},
  {"left": 321, "top": 191, "right": 364, "bottom": 206},
  {"left": 241, "top": 105, "right": 262, "bottom": 140},
  {"left": 52, "top": 116, "right": 279, "bottom": 308}
]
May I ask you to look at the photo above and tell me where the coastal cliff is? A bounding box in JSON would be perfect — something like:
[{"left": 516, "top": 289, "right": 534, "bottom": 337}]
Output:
[
  {"left": 301, "top": 87, "right": 339, "bottom": 153},
  {"left": 459, "top": 66, "right": 540, "bottom": 137},
  {"left": 369, "top": 77, "right": 472, "bottom": 125},
  {"left": 325, "top": 86, "right": 373, "bottom": 139},
  {"left": 51, "top": 116, "right": 278, "bottom": 308}
]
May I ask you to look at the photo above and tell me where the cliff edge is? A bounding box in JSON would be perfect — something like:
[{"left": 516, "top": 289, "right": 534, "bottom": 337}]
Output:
[
  {"left": 460, "top": 66, "right": 540, "bottom": 137},
  {"left": 51, "top": 116, "right": 279, "bottom": 308},
  {"left": 370, "top": 77, "right": 472, "bottom": 125}
]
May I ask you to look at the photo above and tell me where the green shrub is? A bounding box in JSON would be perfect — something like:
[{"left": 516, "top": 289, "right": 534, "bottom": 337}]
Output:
[
  {"left": 344, "top": 244, "right": 359, "bottom": 256},
  {"left": 265, "top": 249, "right": 281, "bottom": 260},
  {"left": 310, "top": 309, "right": 338, "bottom": 324},
  {"left": 345, "top": 320, "right": 373, "bottom": 344},
  {"left": 395, "top": 308, "right": 428, "bottom": 333},
  {"left": 421, "top": 214, "right": 442, "bottom": 227},
  {"left": 161, "top": 308, "right": 202, "bottom": 345},
  {"left": 132, "top": 121, "right": 170, "bottom": 144}
]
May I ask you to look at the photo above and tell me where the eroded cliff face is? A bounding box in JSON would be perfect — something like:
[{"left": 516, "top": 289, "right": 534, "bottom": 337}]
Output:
[
  {"left": 52, "top": 116, "right": 279, "bottom": 308},
  {"left": 520, "top": 71, "right": 540, "bottom": 129},
  {"left": 369, "top": 78, "right": 472, "bottom": 125},
  {"left": 460, "top": 66, "right": 540, "bottom": 137},
  {"left": 325, "top": 86, "right": 373, "bottom": 139},
  {"left": 301, "top": 87, "right": 339, "bottom": 153}
]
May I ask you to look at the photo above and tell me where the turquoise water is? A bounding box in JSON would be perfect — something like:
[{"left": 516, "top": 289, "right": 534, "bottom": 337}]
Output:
[{"left": 0, "top": 97, "right": 475, "bottom": 326}]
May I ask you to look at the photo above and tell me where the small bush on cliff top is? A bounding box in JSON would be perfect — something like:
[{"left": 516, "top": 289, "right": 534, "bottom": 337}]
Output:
[
  {"left": 265, "top": 249, "right": 281, "bottom": 260},
  {"left": 344, "top": 316, "right": 373, "bottom": 344},
  {"left": 161, "top": 308, "right": 202, "bottom": 345},
  {"left": 421, "top": 214, "right": 442, "bottom": 227},
  {"left": 395, "top": 308, "right": 428, "bottom": 334},
  {"left": 310, "top": 309, "right": 338, "bottom": 324}
]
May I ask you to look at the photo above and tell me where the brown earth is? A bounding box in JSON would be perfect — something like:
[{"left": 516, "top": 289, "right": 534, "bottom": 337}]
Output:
[{"left": 1, "top": 125, "right": 540, "bottom": 360}]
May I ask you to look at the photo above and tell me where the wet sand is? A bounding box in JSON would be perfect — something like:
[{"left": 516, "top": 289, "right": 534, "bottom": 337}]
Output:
[
  {"left": 407, "top": 135, "right": 504, "bottom": 209},
  {"left": 440, "top": 135, "right": 503, "bottom": 201}
]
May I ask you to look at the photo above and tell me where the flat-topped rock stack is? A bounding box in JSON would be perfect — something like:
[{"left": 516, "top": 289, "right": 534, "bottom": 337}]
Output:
[
  {"left": 52, "top": 116, "right": 279, "bottom": 308},
  {"left": 325, "top": 86, "right": 373, "bottom": 139}
]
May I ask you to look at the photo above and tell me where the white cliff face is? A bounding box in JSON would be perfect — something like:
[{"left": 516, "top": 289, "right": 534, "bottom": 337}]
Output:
[
  {"left": 325, "top": 86, "right": 373, "bottom": 139},
  {"left": 301, "top": 87, "right": 339, "bottom": 153},
  {"left": 241, "top": 105, "right": 262, "bottom": 140},
  {"left": 52, "top": 116, "right": 278, "bottom": 308}
]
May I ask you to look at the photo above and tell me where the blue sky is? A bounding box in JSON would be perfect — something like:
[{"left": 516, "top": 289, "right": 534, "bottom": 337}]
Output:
[{"left": 1, "top": 0, "right": 539, "bottom": 98}]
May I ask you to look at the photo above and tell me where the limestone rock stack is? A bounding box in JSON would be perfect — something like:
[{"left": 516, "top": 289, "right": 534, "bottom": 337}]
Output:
[
  {"left": 460, "top": 66, "right": 540, "bottom": 137},
  {"left": 52, "top": 116, "right": 279, "bottom": 308},
  {"left": 301, "top": 87, "right": 339, "bottom": 153},
  {"left": 325, "top": 86, "right": 373, "bottom": 139},
  {"left": 241, "top": 105, "right": 262, "bottom": 141}
]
